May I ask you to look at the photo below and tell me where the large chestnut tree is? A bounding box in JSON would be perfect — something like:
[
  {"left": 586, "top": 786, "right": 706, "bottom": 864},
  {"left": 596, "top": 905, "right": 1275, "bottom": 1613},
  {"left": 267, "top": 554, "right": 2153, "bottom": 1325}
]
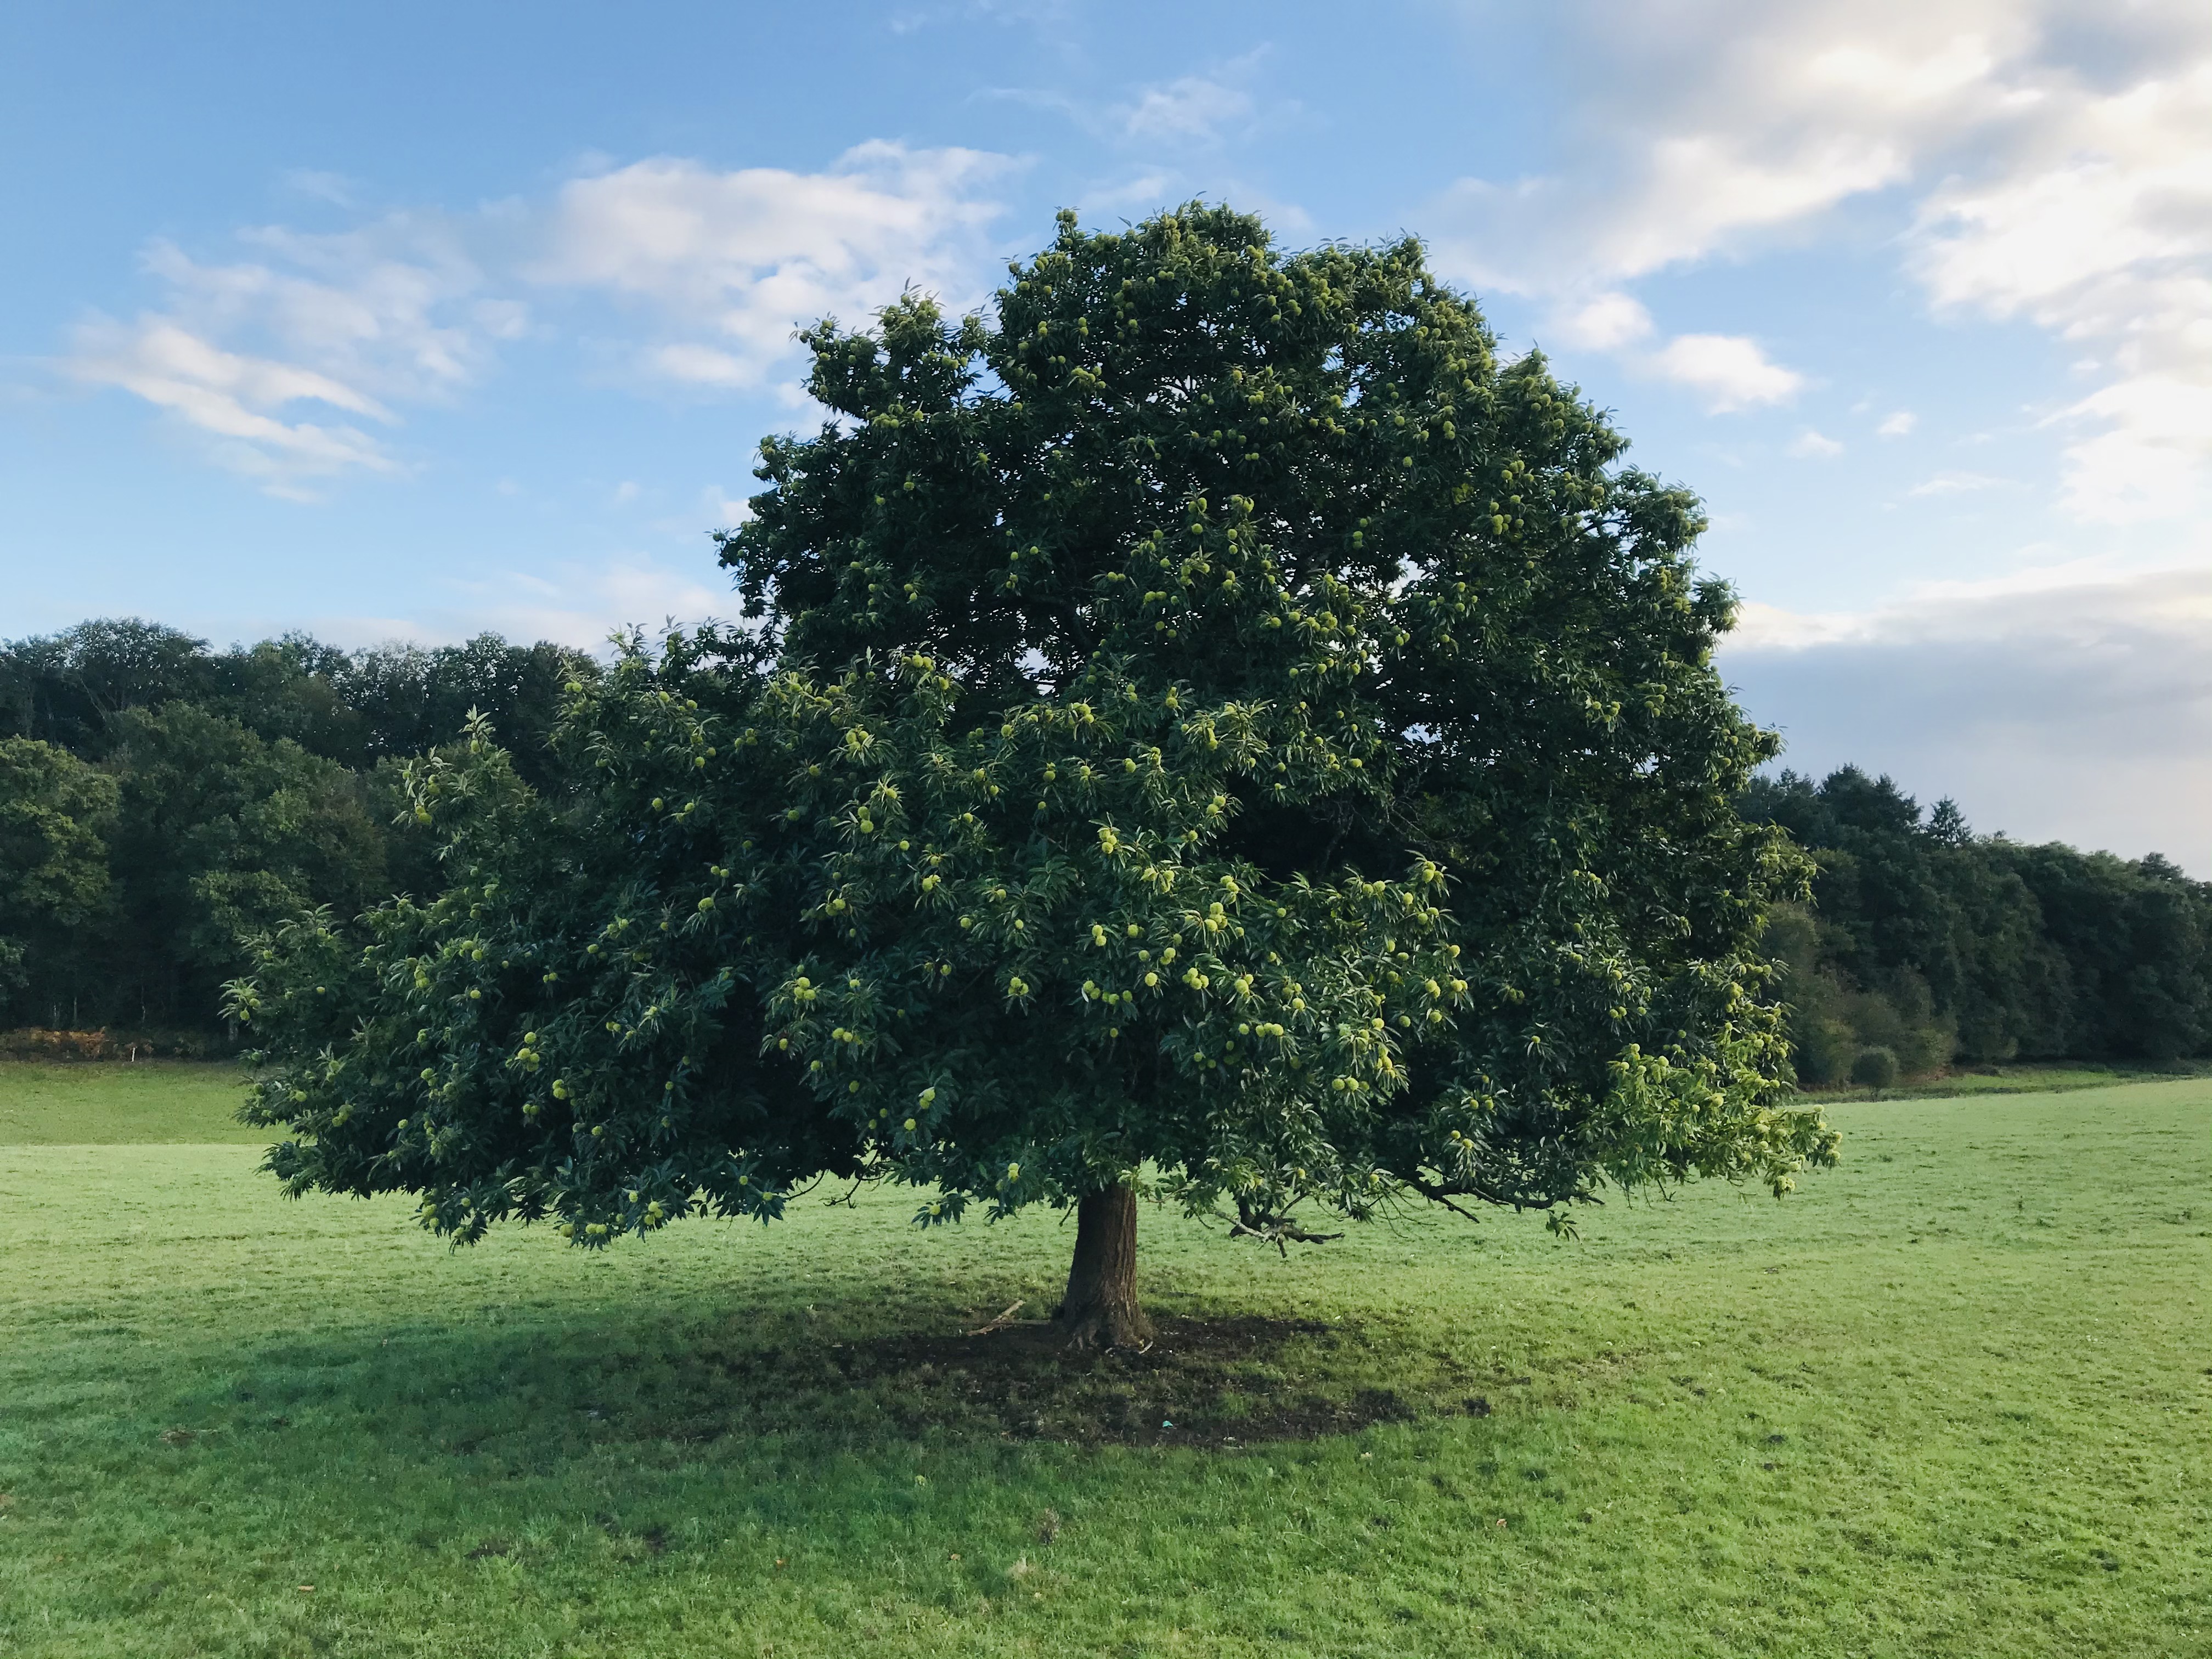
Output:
[{"left": 233, "top": 207, "right": 1835, "bottom": 1347}]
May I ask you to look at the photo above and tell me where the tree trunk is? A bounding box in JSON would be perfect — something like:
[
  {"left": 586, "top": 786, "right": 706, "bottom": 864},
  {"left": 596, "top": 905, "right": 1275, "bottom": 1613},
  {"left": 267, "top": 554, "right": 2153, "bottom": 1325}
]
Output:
[{"left": 1054, "top": 1182, "right": 1154, "bottom": 1350}]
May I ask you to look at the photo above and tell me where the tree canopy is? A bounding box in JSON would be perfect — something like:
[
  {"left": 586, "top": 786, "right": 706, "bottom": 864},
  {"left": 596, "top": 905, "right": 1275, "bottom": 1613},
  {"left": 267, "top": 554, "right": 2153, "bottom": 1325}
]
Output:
[
  {"left": 0, "top": 738, "right": 116, "bottom": 1023},
  {"left": 234, "top": 205, "right": 1837, "bottom": 1344}
]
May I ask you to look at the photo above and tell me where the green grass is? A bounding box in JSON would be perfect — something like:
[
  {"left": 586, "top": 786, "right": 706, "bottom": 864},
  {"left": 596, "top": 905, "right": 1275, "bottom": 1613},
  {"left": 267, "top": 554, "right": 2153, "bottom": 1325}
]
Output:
[
  {"left": 1807, "top": 1058, "right": 2212, "bottom": 1105},
  {"left": 2, "top": 1063, "right": 2207, "bottom": 1657}
]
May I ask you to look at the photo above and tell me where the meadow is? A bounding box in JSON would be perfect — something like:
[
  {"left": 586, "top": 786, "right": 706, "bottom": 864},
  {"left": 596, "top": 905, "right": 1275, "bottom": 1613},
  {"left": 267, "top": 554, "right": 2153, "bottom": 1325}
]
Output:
[{"left": 1, "top": 1062, "right": 2206, "bottom": 1657}]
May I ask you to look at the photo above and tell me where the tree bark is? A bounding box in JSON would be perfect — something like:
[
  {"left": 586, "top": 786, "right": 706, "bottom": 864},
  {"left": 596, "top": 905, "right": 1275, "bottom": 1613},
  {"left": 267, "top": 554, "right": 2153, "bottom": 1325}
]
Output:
[{"left": 1054, "top": 1182, "right": 1154, "bottom": 1350}]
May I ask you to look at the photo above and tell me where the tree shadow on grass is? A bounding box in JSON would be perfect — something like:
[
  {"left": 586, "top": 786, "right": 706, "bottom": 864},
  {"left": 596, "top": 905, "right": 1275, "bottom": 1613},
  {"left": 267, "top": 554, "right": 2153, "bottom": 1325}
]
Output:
[
  {"left": 228, "top": 1306, "right": 1491, "bottom": 1467},
  {"left": 666, "top": 1316, "right": 1435, "bottom": 1447}
]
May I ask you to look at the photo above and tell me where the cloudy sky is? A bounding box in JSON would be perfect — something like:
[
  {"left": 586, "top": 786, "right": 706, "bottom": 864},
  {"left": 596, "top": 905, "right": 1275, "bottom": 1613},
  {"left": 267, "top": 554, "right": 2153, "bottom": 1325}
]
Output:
[{"left": 5, "top": 1, "right": 2210, "bottom": 868}]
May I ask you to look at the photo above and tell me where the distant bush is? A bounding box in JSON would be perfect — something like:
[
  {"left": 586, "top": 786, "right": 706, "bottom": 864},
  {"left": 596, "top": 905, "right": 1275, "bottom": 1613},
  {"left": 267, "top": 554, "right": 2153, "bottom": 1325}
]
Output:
[
  {"left": 1850, "top": 1046, "right": 1900, "bottom": 1091},
  {"left": 1764, "top": 902, "right": 1953, "bottom": 1085}
]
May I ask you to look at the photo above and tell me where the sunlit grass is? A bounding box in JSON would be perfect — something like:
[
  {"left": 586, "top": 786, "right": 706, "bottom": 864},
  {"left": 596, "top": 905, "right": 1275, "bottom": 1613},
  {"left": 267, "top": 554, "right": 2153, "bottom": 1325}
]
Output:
[
  {"left": 1, "top": 1062, "right": 2207, "bottom": 1656},
  {"left": 0, "top": 1061, "right": 264, "bottom": 1146}
]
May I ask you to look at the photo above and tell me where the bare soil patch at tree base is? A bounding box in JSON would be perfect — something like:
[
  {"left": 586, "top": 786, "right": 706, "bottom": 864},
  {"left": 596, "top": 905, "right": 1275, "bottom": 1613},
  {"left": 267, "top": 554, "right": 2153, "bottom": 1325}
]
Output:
[{"left": 667, "top": 1315, "right": 1448, "bottom": 1446}]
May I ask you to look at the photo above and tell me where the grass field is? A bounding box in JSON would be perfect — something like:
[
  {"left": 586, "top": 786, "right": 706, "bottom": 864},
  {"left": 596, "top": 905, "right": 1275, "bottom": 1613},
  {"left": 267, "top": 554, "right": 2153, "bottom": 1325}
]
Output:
[
  {"left": 0, "top": 1061, "right": 268, "bottom": 1146},
  {"left": 2, "top": 1063, "right": 2207, "bottom": 1657}
]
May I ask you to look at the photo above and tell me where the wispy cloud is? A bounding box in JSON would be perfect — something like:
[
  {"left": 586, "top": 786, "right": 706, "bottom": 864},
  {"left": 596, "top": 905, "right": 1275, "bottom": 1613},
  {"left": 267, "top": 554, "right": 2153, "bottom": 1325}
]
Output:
[
  {"left": 1425, "top": 2, "right": 2034, "bottom": 295},
  {"left": 281, "top": 169, "right": 359, "bottom": 207},
  {"left": 401, "top": 555, "right": 733, "bottom": 651},
  {"left": 1906, "top": 51, "right": 2212, "bottom": 522},
  {"left": 991, "top": 49, "right": 1293, "bottom": 155},
  {"left": 65, "top": 143, "right": 1017, "bottom": 490},
  {"left": 530, "top": 142, "right": 1015, "bottom": 390},
  {"left": 1119, "top": 74, "right": 1257, "bottom": 145},
  {"left": 1539, "top": 298, "right": 1803, "bottom": 420},
  {"left": 1909, "top": 469, "right": 2008, "bottom": 497},
  {"left": 1877, "top": 410, "right": 1917, "bottom": 437},
  {"left": 1788, "top": 427, "right": 1845, "bottom": 459},
  {"left": 64, "top": 216, "right": 495, "bottom": 495},
  {"left": 66, "top": 318, "right": 397, "bottom": 496}
]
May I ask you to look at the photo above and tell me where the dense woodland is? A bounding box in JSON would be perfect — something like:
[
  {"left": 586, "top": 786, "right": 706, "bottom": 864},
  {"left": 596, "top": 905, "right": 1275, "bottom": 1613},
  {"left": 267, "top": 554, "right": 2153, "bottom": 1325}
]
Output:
[
  {"left": 3, "top": 617, "right": 2208, "bottom": 1077},
  {"left": 0, "top": 619, "right": 588, "bottom": 1039},
  {"left": 1748, "top": 770, "right": 2212, "bottom": 1079}
]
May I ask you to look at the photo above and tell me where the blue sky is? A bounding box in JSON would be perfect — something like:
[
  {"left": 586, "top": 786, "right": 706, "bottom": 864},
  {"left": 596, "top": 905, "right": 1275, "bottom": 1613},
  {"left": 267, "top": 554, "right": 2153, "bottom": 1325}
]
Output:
[{"left": 5, "top": 1, "right": 2210, "bottom": 867}]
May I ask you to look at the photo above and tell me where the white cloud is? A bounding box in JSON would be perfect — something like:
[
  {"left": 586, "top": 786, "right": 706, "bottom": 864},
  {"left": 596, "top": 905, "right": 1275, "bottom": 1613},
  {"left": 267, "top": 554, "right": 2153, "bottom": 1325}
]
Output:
[
  {"left": 67, "top": 318, "right": 396, "bottom": 496},
  {"left": 1077, "top": 170, "right": 1180, "bottom": 215},
  {"left": 153, "top": 224, "right": 493, "bottom": 400},
  {"left": 1430, "top": 2, "right": 2212, "bottom": 522},
  {"left": 1878, "top": 410, "right": 1917, "bottom": 436},
  {"left": 1729, "top": 600, "right": 1865, "bottom": 652},
  {"left": 64, "top": 217, "right": 491, "bottom": 495},
  {"left": 1427, "top": 3, "right": 2031, "bottom": 294},
  {"left": 284, "top": 545, "right": 744, "bottom": 653},
  {"left": 1549, "top": 290, "right": 1654, "bottom": 351},
  {"left": 533, "top": 142, "right": 1013, "bottom": 390},
  {"left": 69, "top": 142, "right": 1017, "bottom": 489},
  {"left": 701, "top": 484, "right": 753, "bottom": 526},
  {"left": 1645, "top": 333, "right": 1805, "bottom": 412},
  {"left": 77, "top": 318, "right": 391, "bottom": 422},
  {"left": 2053, "top": 372, "right": 2212, "bottom": 521},
  {"left": 1724, "top": 563, "right": 2212, "bottom": 871},
  {"left": 1003, "top": 50, "right": 1285, "bottom": 151},
  {"left": 1906, "top": 52, "right": 2212, "bottom": 522},
  {"left": 646, "top": 342, "right": 758, "bottom": 388},
  {"left": 1788, "top": 427, "right": 1845, "bottom": 458}
]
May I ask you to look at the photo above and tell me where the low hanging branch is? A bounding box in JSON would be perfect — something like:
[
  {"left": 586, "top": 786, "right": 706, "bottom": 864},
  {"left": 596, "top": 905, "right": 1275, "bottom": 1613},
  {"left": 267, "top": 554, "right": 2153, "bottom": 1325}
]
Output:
[
  {"left": 1227, "top": 1212, "right": 1346, "bottom": 1257},
  {"left": 1401, "top": 1173, "right": 1605, "bottom": 1226}
]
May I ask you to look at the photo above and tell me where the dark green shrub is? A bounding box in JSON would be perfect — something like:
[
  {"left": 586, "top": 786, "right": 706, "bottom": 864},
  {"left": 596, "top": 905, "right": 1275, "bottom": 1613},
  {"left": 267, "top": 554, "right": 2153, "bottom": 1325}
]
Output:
[{"left": 1850, "top": 1046, "right": 1900, "bottom": 1091}]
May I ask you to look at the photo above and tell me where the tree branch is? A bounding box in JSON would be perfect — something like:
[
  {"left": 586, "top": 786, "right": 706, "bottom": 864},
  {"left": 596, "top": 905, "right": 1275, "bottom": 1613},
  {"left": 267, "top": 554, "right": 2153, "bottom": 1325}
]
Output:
[{"left": 1227, "top": 1215, "right": 1346, "bottom": 1256}]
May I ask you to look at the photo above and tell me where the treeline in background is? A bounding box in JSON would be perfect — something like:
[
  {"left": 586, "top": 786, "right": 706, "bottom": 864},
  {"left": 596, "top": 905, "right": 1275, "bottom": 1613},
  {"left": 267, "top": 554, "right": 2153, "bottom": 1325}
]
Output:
[
  {"left": 3, "top": 617, "right": 2209, "bottom": 1079},
  {"left": 1748, "top": 770, "right": 2212, "bottom": 1083},
  {"left": 0, "top": 619, "right": 588, "bottom": 1046}
]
